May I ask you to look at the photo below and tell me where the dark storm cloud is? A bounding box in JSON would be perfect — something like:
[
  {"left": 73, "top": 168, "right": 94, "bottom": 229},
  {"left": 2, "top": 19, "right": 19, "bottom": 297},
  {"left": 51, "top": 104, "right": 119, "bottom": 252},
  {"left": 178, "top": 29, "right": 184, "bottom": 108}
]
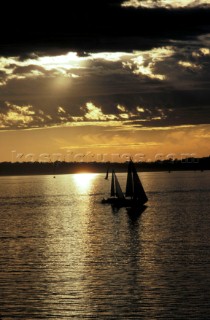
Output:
[{"left": 1, "top": 1, "right": 210, "bottom": 55}]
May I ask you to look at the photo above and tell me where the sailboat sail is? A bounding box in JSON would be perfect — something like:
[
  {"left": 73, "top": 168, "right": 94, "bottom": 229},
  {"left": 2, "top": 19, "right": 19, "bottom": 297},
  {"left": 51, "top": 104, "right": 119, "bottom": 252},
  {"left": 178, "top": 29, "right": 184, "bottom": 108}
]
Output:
[
  {"left": 110, "top": 170, "right": 115, "bottom": 197},
  {"left": 115, "top": 174, "right": 125, "bottom": 199},
  {"left": 125, "top": 161, "right": 133, "bottom": 197},
  {"left": 105, "top": 168, "right": 109, "bottom": 180},
  {"left": 105, "top": 164, "right": 109, "bottom": 179},
  {"left": 102, "top": 160, "right": 148, "bottom": 207},
  {"left": 132, "top": 162, "right": 148, "bottom": 204}
]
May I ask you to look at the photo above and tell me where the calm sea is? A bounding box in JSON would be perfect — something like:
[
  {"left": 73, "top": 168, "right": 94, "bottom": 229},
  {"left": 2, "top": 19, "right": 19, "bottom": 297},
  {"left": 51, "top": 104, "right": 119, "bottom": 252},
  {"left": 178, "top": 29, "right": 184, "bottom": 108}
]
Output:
[{"left": 0, "top": 171, "right": 210, "bottom": 320}]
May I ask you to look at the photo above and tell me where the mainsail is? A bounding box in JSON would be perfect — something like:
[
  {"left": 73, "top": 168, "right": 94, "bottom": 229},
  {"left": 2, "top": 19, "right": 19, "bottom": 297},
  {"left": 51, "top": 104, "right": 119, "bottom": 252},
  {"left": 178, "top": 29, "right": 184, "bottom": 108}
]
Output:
[
  {"left": 125, "top": 160, "right": 133, "bottom": 197},
  {"left": 115, "top": 173, "right": 125, "bottom": 199},
  {"left": 131, "top": 161, "right": 148, "bottom": 204}
]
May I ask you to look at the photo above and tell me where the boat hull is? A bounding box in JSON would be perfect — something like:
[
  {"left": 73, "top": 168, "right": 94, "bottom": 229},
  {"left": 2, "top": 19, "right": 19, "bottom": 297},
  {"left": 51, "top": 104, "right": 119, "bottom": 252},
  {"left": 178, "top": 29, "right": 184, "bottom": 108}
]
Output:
[{"left": 101, "top": 197, "right": 147, "bottom": 208}]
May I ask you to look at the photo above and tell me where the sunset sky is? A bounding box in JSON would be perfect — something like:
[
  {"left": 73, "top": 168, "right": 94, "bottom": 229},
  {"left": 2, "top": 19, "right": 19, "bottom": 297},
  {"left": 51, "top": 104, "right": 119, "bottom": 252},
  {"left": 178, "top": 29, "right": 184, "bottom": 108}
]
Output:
[{"left": 1, "top": 0, "right": 210, "bottom": 162}]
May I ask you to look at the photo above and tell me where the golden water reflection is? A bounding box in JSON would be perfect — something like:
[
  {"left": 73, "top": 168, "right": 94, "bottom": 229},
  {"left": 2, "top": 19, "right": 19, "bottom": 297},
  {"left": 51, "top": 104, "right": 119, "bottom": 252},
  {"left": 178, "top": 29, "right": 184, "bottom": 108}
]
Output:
[
  {"left": 73, "top": 173, "right": 98, "bottom": 192},
  {"left": 1, "top": 173, "right": 210, "bottom": 319}
]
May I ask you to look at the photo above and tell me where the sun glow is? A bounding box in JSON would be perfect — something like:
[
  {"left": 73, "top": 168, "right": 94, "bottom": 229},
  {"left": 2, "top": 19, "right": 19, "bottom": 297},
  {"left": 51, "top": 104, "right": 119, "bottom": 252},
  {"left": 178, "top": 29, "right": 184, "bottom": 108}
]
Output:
[{"left": 73, "top": 173, "right": 98, "bottom": 192}]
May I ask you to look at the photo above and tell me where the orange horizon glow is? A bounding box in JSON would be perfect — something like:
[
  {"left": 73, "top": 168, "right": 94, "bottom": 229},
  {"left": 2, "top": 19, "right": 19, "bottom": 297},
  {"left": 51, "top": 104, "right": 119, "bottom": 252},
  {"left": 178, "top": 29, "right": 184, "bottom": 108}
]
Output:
[{"left": 0, "top": 123, "right": 210, "bottom": 162}]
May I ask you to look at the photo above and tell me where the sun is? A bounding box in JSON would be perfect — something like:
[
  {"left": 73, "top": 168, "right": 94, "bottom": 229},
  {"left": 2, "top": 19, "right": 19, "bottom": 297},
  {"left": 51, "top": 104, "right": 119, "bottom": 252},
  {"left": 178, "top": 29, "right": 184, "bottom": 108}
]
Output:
[{"left": 73, "top": 173, "right": 98, "bottom": 192}]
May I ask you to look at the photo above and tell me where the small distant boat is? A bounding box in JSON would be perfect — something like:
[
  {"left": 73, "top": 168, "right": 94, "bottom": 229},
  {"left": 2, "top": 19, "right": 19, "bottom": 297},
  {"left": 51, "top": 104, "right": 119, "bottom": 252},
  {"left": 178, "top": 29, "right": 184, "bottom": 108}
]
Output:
[{"left": 102, "top": 160, "right": 148, "bottom": 208}]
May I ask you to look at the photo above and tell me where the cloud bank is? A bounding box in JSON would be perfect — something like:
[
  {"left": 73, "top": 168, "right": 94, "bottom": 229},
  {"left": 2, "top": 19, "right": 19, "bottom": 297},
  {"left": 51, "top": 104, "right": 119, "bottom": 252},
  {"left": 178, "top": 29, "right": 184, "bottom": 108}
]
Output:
[{"left": 1, "top": 43, "right": 210, "bottom": 131}]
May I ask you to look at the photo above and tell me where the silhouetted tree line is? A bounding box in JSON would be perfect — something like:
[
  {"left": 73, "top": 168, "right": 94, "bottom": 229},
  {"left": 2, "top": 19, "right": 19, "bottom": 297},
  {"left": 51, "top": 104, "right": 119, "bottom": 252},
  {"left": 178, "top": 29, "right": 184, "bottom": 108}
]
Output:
[{"left": 0, "top": 157, "right": 210, "bottom": 176}]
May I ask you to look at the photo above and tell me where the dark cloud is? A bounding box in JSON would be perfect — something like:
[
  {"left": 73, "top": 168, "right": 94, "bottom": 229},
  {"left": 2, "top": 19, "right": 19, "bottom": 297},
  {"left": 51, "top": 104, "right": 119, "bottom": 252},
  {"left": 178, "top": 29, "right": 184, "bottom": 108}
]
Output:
[
  {"left": 125, "top": 105, "right": 210, "bottom": 127},
  {"left": 12, "top": 65, "right": 46, "bottom": 75},
  {"left": 1, "top": 1, "right": 210, "bottom": 54},
  {"left": 17, "top": 53, "right": 39, "bottom": 62}
]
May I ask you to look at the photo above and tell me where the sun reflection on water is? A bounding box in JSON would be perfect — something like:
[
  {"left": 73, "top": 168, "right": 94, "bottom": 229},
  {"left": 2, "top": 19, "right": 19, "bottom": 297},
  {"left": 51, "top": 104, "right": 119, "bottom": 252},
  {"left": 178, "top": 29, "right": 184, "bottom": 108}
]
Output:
[{"left": 73, "top": 173, "right": 98, "bottom": 192}]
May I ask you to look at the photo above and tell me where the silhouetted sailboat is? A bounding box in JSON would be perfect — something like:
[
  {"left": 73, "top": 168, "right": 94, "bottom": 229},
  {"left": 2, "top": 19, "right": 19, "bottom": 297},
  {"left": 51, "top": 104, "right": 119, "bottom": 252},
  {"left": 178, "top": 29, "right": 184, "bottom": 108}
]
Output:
[{"left": 102, "top": 160, "right": 148, "bottom": 208}]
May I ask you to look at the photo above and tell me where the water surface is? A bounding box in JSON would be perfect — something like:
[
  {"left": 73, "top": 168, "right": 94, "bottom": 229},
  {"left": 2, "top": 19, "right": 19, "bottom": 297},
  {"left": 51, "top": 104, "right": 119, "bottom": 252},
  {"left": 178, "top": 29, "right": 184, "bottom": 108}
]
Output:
[{"left": 0, "top": 171, "right": 210, "bottom": 319}]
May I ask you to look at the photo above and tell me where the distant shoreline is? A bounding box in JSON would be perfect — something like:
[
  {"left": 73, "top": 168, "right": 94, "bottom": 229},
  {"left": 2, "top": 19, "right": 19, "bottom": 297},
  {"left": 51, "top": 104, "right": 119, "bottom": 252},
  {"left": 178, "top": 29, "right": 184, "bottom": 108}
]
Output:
[
  {"left": 0, "top": 170, "right": 209, "bottom": 177},
  {"left": 0, "top": 158, "right": 210, "bottom": 176}
]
